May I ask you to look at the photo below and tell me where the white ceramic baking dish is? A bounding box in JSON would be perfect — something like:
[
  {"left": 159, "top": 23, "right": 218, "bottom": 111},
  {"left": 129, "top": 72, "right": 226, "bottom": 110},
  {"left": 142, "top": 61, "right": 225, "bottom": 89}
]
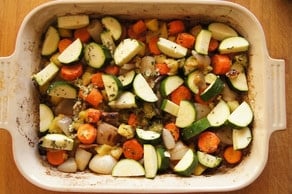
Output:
[{"left": 0, "top": 0, "right": 286, "bottom": 193}]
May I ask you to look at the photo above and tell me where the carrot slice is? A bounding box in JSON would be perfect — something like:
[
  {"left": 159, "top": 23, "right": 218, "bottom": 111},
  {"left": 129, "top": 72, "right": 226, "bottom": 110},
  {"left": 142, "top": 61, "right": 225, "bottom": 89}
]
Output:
[
  {"left": 85, "top": 108, "right": 102, "bottom": 123},
  {"left": 155, "top": 63, "right": 170, "bottom": 75},
  {"left": 167, "top": 20, "right": 185, "bottom": 35},
  {"left": 60, "top": 63, "right": 83, "bottom": 81},
  {"left": 58, "top": 38, "right": 73, "bottom": 53},
  {"left": 46, "top": 150, "right": 67, "bottom": 166},
  {"left": 128, "top": 113, "right": 138, "bottom": 127},
  {"left": 164, "top": 122, "right": 180, "bottom": 141},
  {"left": 122, "top": 138, "right": 144, "bottom": 160},
  {"left": 74, "top": 27, "right": 91, "bottom": 43},
  {"left": 148, "top": 36, "right": 161, "bottom": 55},
  {"left": 208, "top": 38, "right": 219, "bottom": 52},
  {"left": 85, "top": 88, "right": 103, "bottom": 107},
  {"left": 176, "top": 33, "right": 195, "bottom": 49},
  {"left": 132, "top": 20, "right": 147, "bottom": 35},
  {"left": 104, "top": 65, "right": 120, "bottom": 76},
  {"left": 91, "top": 72, "right": 104, "bottom": 88},
  {"left": 198, "top": 131, "right": 220, "bottom": 153},
  {"left": 170, "top": 85, "right": 192, "bottom": 105},
  {"left": 77, "top": 123, "right": 97, "bottom": 144},
  {"left": 223, "top": 146, "right": 242, "bottom": 164},
  {"left": 211, "top": 54, "right": 232, "bottom": 75}
]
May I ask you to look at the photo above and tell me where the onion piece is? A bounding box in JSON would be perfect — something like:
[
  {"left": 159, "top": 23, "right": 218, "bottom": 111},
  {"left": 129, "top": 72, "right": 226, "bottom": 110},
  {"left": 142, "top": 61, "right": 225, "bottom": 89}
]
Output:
[
  {"left": 57, "top": 115, "right": 72, "bottom": 136},
  {"left": 89, "top": 154, "right": 117, "bottom": 174},
  {"left": 57, "top": 158, "right": 77, "bottom": 173},
  {"left": 162, "top": 128, "right": 176, "bottom": 150},
  {"left": 75, "top": 148, "right": 93, "bottom": 171},
  {"left": 169, "top": 141, "right": 189, "bottom": 161}
]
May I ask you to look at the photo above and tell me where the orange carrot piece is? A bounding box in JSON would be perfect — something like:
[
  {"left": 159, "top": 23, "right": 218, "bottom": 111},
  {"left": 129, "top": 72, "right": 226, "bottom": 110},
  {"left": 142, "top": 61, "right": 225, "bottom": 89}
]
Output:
[
  {"left": 148, "top": 36, "right": 161, "bottom": 55},
  {"left": 155, "top": 63, "right": 170, "bottom": 75},
  {"left": 223, "top": 146, "right": 242, "bottom": 164},
  {"left": 128, "top": 113, "right": 138, "bottom": 127},
  {"left": 164, "top": 122, "right": 180, "bottom": 141},
  {"left": 58, "top": 38, "right": 73, "bottom": 53},
  {"left": 127, "top": 26, "right": 146, "bottom": 42},
  {"left": 85, "top": 108, "right": 102, "bottom": 123},
  {"left": 46, "top": 150, "right": 67, "bottom": 166},
  {"left": 60, "top": 63, "right": 83, "bottom": 81},
  {"left": 167, "top": 20, "right": 185, "bottom": 35},
  {"left": 77, "top": 123, "right": 97, "bottom": 144},
  {"left": 86, "top": 88, "right": 103, "bottom": 107},
  {"left": 176, "top": 33, "right": 196, "bottom": 49},
  {"left": 132, "top": 20, "right": 147, "bottom": 35},
  {"left": 198, "top": 131, "right": 220, "bottom": 154},
  {"left": 104, "top": 65, "right": 120, "bottom": 76},
  {"left": 122, "top": 138, "right": 144, "bottom": 160},
  {"left": 211, "top": 54, "right": 232, "bottom": 75},
  {"left": 208, "top": 38, "right": 219, "bottom": 52},
  {"left": 91, "top": 72, "right": 104, "bottom": 88},
  {"left": 74, "top": 27, "right": 91, "bottom": 43},
  {"left": 170, "top": 85, "right": 192, "bottom": 105}
]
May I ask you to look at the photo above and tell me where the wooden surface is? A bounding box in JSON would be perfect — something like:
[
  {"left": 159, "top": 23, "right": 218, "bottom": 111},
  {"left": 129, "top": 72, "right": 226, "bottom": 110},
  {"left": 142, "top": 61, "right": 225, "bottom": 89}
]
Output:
[{"left": 0, "top": 0, "right": 291, "bottom": 193}]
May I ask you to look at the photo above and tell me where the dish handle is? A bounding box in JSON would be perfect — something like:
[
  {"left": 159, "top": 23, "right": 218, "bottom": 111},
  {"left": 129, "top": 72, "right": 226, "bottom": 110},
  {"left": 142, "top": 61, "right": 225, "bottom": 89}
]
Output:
[
  {"left": 268, "top": 57, "right": 287, "bottom": 134},
  {"left": 0, "top": 55, "right": 17, "bottom": 132}
]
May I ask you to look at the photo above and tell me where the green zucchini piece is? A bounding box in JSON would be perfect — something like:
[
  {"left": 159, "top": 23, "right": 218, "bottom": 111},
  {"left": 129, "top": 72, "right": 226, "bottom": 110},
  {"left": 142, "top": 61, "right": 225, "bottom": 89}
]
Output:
[
  {"left": 182, "top": 117, "right": 211, "bottom": 141},
  {"left": 143, "top": 144, "right": 158, "bottom": 179},
  {"left": 136, "top": 128, "right": 161, "bottom": 145},
  {"left": 207, "top": 100, "right": 230, "bottom": 127},
  {"left": 101, "top": 16, "right": 122, "bottom": 40},
  {"left": 41, "top": 26, "right": 60, "bottom": 56},
  {"left": 157, "top": 37, "right": 188, "bottom": 58},
  {"left": 195, "top": 29, "right": 212, "bottom": 55},
  {"left": 175, "top": 100, "right": 196, "bottom": 128},
  {"left": 39, "top": 104, "right": 54, "bottom": 133},
  {"left": 160, "top": 75, "right": 184, "bottom": 97},
  {"left": 174, "top": 149, "right": 198, "bottom": 176},
  {"left": 208, "top": 22, "right": 238, "bottom": 41},
  {"left": 227, "top": 101, "right": 253, "bottom": 127},
  {"left": 41, "top": 134, "right": 74, "bottom": 150},
  {"left": 47, "top": 81, "right": 77, "bottom": 99},
  {"left": 58, "top": 38, "right": 83, "bottom": 64},
  {"left": 200, "top": 77, "right": 224, "bottom": 101},
  {"left": 112, "top": 159, "right": 145, "bottom": 177},
  {"left": 32, "top": 62, "right": 59, "bottom": 86},
  {"left": 84, "top": 42, "right": 111, "bottom": 68},
  {"left": 133, "top": 73, "right": 158, "bottom": 102},
  {"left": 197, "top": 151, "right": 222, "bottom": 168},
  {"left": 102, "top": 74, "right": 123, "bottom": 101},
  {"left": 219, "top": 36, "right": 249, "bottom": 54}
]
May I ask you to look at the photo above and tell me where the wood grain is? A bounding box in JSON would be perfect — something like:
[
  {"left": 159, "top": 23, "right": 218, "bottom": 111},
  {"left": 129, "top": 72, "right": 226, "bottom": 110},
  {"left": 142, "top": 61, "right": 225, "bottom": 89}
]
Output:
[{"left": 0, "top": 0, "right": 291, "bottom": 193}]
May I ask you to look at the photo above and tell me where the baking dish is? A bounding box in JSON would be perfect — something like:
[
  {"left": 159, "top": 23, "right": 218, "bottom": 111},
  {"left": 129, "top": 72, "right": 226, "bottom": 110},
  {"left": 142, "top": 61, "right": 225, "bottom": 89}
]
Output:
[{"left": 0, "top": 0, "right": 286, "bottom": 192}]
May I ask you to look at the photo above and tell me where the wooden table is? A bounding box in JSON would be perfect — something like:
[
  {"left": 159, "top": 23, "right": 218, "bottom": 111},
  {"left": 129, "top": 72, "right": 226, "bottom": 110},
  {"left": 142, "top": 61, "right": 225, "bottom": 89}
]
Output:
[{"left": 0, "top": 0, "right": 291, "bottom": 193}]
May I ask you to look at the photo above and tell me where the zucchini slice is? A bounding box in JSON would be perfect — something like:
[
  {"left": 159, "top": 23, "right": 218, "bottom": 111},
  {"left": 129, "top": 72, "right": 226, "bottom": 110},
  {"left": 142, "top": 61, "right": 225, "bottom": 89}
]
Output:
[
  {"left": 174, "top": 149, "right": 198, "bottom": 176},
  {"left": 144, "top": 144, "right": 158, "bottom": 179},
  {"left": 102, "top": 74, "right": 123, "bottom": 101},
  {"left": 114, "top": 38, "right": 144, "bottom": 65},
  {"left": 160, "top": 99, "right": 180, "bottom": 116},
  {"left": 227, "top": 63, "right": 248, "bottom": 92},
  {"left": 233, "top": 127, "right": 252, "bottom": 150},
  {"left": 101, "top": 16, "right": 122, "bottom": 40},
  {"left": 58, "top": 38, "right": 83, "bottom": 64},
  {"left": 156, "top": 147, "right": 170, "bottom": 172},
  {"left": 41, "top": 26, "right": 60, "bottom": 56},
  {"left": 41, "top": 134, "right": 74, "bottom": 150},
  {"left": 182, "top": 117, "right": 211, "bottom": 141},
  {"left": 197, "top": 151, "right": 222, "bottom": 168},
  {"left": 118, "top": 70, "right": 136, "bottom": 87},
  {"left": 57, "top": 14, "right": 89, "bottom": 29},
  {"left": 157, "top": 37, "right": 188, "bottom": 58},
  {"left": 227, "top": 101, "right": 253, "bottom": 127},
  {"left": 47, "top": 81, "right": 77, "bottom": 99},
  {"left": 39, "top": 104, "right": 54, "bottom": 133},
  {"left": 219, "top": 36, "right": 249, "bottom": 54},
  {"left": 200, "top": 77, "right": 224, "bottom": 101},
  {"left": 160, "top": 75, "right": 184, "bottom": 97},
  {"left": 186, "top": 71, "right": 200, "bottom": 94},
  {"left": 108, "top": 91, "right": 137, "bottom": 109},
  {"left": 207, "top": 100, "right": 230, "bottom": 127},
  {"left": 208, "top": 22, "right": 238, "bottom": 41},
  {"left": 32, "top": 62, "right": 59, "bottom": 86},
  {"left": 112, "top": 159, "right": 145, "bottom": 177},
  {"left": 133, "top": 73, "right": 158, "bottom": 102},
  {"left": 195, "top": 29, "right": 212, "bottom": 55},
  {"left": 136, "top": 128, "right": 161, "bottom": 145},
  {"left": 175, "top": 100, "right": 196, "bottom": 128},
  {"left": 84, "top": 42, "right": 111, "bottom": 68}
]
